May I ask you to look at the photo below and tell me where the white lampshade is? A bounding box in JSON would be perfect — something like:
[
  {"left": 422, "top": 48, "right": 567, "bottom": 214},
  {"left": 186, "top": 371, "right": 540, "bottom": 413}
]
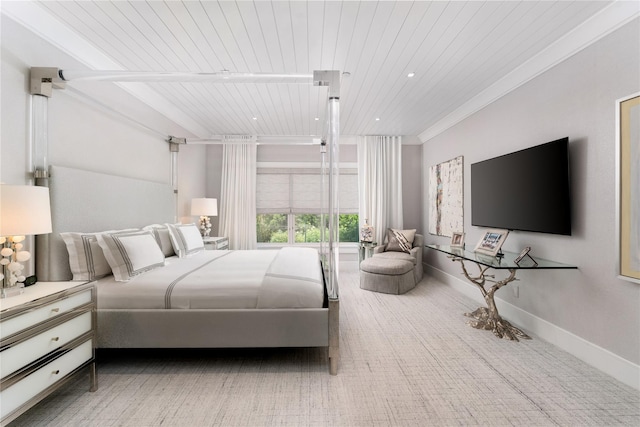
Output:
[
  {"left": 191, "top": 198, "right": 218, "bottom": 216},
  {"left": 0, "top": 185, "right": 53, "bottom": 237}
]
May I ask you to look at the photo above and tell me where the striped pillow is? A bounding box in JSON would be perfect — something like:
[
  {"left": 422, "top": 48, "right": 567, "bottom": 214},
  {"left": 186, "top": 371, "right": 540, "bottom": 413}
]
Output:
[
  {"left": 143, "top": 224, "right": 176, "bottom": 257},
  {"left": 61, "top": 229, "right": 135, "bottom": 281},
  {"left": 97, "top": 230, "right": 165, "bottom": 282},
  {"left": 385, "top": 228, "right": 416, "bottom": 253},
  {"left": 166, "top": 223, "right": 204, "bottom": 258}
]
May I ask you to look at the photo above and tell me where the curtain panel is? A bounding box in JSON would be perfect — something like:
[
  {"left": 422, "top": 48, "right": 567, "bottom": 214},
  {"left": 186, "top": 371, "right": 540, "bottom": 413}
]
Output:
[
  {"left": 357, "top": 136, "right": 403, "bottom": 244},
  {"left": 219, "top": 143, "right": 257, "bottom": 250}
]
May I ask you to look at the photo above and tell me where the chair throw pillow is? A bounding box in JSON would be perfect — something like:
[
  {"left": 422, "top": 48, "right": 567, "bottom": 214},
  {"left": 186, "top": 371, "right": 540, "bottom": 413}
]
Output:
[{"left": 385, "top": 228, "right": 416, "bottom": 253}]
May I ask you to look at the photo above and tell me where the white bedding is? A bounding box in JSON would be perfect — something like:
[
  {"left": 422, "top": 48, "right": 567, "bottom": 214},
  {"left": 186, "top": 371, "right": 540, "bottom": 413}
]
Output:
[{"left": 96, "top": 247, "right": 325, "bottom": 310}]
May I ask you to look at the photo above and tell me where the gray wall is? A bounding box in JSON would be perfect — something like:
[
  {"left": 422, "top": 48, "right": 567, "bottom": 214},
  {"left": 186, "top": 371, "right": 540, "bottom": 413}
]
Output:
[
  {"left": 177, "top": 144, "right": 207, "bottom": 224},
  {"left": 422, "top": 19, "right": 640, "bottom": 364},
  {"left": 402, "top": 145, "right": 423, "bottom": 231}
]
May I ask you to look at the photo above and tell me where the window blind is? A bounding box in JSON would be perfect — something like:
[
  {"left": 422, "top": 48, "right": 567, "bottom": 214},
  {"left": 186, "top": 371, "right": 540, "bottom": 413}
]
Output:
[{"left": 257, "top": 168, "right": 358, "bottom": 214}]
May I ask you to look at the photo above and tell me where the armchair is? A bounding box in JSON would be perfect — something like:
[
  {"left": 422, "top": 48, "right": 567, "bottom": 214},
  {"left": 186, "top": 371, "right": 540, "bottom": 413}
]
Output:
[{"left": 372, "top": 233, "right": 424, "bottom": 284}]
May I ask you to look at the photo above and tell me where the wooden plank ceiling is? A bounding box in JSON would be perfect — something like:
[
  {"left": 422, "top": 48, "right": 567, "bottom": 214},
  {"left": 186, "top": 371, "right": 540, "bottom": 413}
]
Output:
[{"left": 30, "top": 0, "right": 611, "bottom": 139}]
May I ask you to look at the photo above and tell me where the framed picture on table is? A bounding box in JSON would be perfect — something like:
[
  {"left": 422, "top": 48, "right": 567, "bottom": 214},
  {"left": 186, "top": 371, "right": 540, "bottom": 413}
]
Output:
[
  {"left": 450, "top": 232, "right": 465, "bottom": 247},
  {"left": 514, "top": 247, "right": 532, "bottom": 264},
  {"left": 473, "top": 229, "right": 509, "bottom": 257}
]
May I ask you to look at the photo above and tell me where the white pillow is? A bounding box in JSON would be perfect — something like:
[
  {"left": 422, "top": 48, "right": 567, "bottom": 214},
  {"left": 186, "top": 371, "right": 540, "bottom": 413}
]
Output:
[
  {"left": 166, "top": 223, "right": 204, "bottom": 258},
  {"left": 60, "top": 229, "right": 134, "bottom": 281},
  {"left": 143, "top": 224, "right": 175, "bottom": 257},
  {"left": 97, "top": 230, "right": 165, "bottom": 282}
]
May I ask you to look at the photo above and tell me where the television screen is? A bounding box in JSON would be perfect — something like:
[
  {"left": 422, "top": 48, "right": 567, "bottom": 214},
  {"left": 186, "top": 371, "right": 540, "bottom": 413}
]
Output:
[{"left": 471, "top": 137, "right": 571, "bottom": 235}]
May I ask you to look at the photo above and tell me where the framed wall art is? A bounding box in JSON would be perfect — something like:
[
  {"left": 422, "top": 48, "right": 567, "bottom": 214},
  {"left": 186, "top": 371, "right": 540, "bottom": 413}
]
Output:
[
  {"left": 428, "top": 156, "right": 463, "bottom": 237},
  {"left": 617, "top": 92, "right": 640, "bottom": 283}
]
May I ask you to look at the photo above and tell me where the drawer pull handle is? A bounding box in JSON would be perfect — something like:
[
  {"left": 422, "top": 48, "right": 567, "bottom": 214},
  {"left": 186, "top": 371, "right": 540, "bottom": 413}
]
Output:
[
  {"left": 52, "top": 370, "right": 60, "bottom": 375},
  {"left": 51, "top": 337, "right": 60, "bottom": 341},
  {"left": 51, "top": 308, "right": 60, "bottom": 313}
]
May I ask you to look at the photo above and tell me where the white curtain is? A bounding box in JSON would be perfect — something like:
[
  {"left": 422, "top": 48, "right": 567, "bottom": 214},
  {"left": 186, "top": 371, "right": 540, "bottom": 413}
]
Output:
[
  {"left": 357, "top": 136, "right": 403, "bottom": 244},
  {"left": 219, "top": 143, "right": 257, "bottom": 249}
]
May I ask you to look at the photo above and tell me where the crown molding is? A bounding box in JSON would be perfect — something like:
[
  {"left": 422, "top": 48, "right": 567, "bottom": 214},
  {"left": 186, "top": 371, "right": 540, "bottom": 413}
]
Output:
[{"left": 418, "top": 1, "right": 640, "bottom": 143}]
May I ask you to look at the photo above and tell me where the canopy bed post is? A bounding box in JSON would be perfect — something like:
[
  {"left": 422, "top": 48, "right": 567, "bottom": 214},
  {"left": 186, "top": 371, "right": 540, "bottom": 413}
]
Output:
[
  {"left": 314, "top": 70, "right": 341, "bottom": 374},
  {"left": 30, "top": 68, "right": 62, "bottom": 281},
  {"left": 168, "top": 137, "right": 183, "bottom": 222}
]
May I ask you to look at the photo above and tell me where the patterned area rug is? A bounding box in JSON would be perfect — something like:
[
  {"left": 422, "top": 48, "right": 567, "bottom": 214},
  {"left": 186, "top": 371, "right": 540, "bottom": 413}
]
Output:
[{"left": 11, "top": 267, "right": 640, "bottom": 426}]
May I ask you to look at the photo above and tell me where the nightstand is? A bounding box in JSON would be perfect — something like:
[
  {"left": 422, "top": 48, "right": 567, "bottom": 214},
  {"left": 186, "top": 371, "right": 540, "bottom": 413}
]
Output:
[
  {"left": 0, "top": 281, "right": 97, "bottom": 425},
  {"left": 203, "top": 236, "right": 229, "bottom": 250},
  {"left": 359, "top": 241, "right": 378, "bottom": 263}
]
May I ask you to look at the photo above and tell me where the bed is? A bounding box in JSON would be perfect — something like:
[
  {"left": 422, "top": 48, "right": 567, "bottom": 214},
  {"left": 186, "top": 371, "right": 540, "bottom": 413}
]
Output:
[{"left": 36, "top": 165, "right": 339, "bottom": 375}]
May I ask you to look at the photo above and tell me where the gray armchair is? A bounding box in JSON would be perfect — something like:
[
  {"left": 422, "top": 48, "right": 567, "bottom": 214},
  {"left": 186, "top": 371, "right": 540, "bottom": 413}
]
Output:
[{"left": 372, "top": 233, "right": 424, "bottom": 284}]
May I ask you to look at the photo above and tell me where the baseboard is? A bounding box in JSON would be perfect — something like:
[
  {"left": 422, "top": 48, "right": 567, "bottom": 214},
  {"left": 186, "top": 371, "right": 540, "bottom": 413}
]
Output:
[{"left": 428, "top": 265, "right": 640, "bottom": 391}]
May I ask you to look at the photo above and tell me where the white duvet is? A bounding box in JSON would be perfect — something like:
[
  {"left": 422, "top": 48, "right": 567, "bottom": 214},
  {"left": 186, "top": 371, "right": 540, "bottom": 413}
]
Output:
[{"left": 96, "top": 247, "right": 325, "bottom": 310}]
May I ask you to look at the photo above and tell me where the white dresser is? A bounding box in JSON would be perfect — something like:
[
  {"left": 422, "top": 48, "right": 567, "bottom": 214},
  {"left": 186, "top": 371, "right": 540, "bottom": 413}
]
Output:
[{"left": 0, "top": 281, "right": 97, "bottom": 426}]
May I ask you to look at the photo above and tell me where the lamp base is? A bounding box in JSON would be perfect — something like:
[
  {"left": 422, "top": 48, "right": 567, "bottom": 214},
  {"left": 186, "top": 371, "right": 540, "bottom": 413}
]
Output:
[{"left": 199, "top": 216, "right": 212, "bottom": 238}]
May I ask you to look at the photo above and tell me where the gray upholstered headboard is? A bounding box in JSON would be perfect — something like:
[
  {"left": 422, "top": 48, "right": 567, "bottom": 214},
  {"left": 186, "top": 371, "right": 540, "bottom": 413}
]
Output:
[{"left": 36, "top": 165, "right": 176, "bottom": 281}]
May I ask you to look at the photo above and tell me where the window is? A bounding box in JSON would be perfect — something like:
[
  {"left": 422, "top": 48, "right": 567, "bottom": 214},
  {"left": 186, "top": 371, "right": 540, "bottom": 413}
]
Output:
[
  {"left": 256, "top": 167, "right": 358, "bottom": 245},
  {"left": 256, "top": 213, "right": 288, "bottom": 243},
  {"left": 257, "top": 213, "right": 359, "bottom": 244}
]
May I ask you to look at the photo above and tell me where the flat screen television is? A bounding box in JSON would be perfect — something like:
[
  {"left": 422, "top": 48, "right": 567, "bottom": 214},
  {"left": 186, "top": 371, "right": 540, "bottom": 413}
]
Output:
[{"left": 471, "top": 137, "right": 571, "bottom": 235}]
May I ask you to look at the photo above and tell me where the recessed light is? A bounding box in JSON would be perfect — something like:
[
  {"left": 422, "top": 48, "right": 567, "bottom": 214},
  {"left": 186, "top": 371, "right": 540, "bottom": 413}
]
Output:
[
  {"left": 342, "top": 71, "right": 351, "bottom": 78},
  {"left": 252, "top": 117, "right": 257, "bottom": 120},
  {"left": 375, "top": 118, "right": 380, "bottom": 121},
  {"left": 407, "top": 72, "right": 415, "bottom": 78},
  {"left": 314, "top": 117, "right": 319, "bottom": 121}
]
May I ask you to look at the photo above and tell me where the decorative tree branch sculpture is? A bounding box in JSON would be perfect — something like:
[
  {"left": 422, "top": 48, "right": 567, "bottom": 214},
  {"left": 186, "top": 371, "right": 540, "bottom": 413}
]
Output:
[{"left": 454, "top": 257, "right": 531, "bottom": 341}]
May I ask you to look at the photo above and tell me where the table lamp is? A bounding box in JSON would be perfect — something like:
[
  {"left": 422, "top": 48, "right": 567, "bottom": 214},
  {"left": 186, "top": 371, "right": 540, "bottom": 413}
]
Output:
[
  {"left": 0, "top": 185, "right": 52, "bottom": 297},
  {"left": 191, "top": 198, "right": 218, "bottom": 237}
]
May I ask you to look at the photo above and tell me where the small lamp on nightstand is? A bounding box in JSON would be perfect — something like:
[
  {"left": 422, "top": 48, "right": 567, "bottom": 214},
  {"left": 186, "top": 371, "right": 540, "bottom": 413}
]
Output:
[
  {"left": 0, "top": 185, "right": 52, "bottom": 298},
  {"left": 191, "top": 198, "right": 218, "bottom": 237}
]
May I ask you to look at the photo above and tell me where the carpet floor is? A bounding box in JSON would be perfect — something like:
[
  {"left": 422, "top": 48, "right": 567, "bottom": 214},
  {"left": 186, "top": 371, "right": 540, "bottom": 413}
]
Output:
[{"left": 10, "top": 266, "right": 640, "bottom": 426}]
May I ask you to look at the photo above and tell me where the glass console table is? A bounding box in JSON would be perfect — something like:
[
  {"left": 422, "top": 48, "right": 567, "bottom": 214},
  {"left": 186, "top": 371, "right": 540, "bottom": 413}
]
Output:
[{"left": 426, "top": 244, "right": 577, "bottom": 341}]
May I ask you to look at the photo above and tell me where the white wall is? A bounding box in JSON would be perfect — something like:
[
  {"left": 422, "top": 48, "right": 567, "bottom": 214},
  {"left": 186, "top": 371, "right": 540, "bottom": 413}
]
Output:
[
  {"left": 48, "top": 92, "right": 171, "bottom": 183},
  {"left": 422, "top": 19, "right": 640, "bottom": 366},
  {"left": 178, "top": 144, "right": 208, "bottom": 224},
  {"left": 1, "top": 15, "right": 173, "bottom": 186}
]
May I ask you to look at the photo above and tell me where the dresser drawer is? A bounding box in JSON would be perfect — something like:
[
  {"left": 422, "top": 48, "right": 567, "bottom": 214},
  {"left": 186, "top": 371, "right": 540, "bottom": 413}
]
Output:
[
  {"left": 1, "top": 289, "right": 92, "bottom": 340},
  {"left": 0, "top": 312, "right": 92, "bottom": 379},
  {"left": 0, "top": 339, "right": 93, "bottom": 421}
]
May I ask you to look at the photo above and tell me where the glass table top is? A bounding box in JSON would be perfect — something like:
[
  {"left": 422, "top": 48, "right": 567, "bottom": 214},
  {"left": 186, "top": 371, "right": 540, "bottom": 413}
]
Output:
[{"left": 426, "top": 244, "right": 577, "bottom": 270}]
